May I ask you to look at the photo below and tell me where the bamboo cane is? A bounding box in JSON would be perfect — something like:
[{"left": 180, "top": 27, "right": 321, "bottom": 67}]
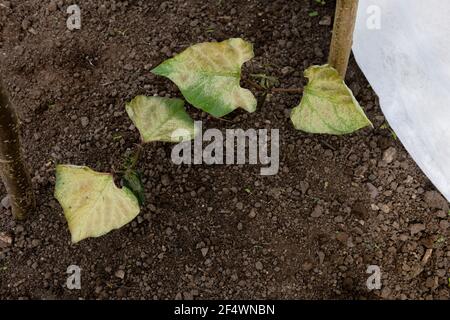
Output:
[
  {"left": 328, "top": 0, "right": 359, "bottom": 78},
  {"left": 0, "top": 81, "right": 35, "bottom": 220}
]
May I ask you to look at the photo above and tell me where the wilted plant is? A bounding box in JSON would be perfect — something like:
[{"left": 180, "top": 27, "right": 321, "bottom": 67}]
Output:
[
  {"left": 51, "top": 1, "right": 371, "bottom": 243},
  {"left": 55, "top": 38, "right": 260, "bottom": 243}
]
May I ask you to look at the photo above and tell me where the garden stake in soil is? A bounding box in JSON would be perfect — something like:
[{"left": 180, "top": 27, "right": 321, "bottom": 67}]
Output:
[
  {"left": 0, "top": 81, "right": 35, "bottom": 220},
  {"left": 328, "top": 0, "right": 359, "bottom": 78}
]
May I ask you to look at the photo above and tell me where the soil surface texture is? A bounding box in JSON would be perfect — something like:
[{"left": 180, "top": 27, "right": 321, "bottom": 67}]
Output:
[{"left": 0, "top": 0, "right": 449, "bottom": 300}]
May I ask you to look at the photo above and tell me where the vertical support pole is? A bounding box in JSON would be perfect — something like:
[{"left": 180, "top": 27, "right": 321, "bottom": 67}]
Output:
[
  {"left": 0, "top": 81, "right": 35, "bottom": 220},
  {"left": 328, "top": 0, "right": 359, "bottom": 78}
]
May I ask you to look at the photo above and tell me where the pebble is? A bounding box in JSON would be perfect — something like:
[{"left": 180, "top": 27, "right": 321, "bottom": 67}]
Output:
[
  {"left": 299, "top": 181, "right": 309, "bottom": 195},
  {"left": 336, "top": 232, "right": 349, "bottom": 244},
  {"left": 47, "top": 1, "right": 57, "bottom": 12},
  {"left": 317, "top": 251, "right": 325, "bottom": 265},
  {"left": 124, "top": 64, "right": 134, "bottom": 71},
  {"left": 318, "top": 15, "right": 332, "bottom": 26},
  {"left": 366, "top": 183, "right": 379, "bottom": 199},
  {"left": 379, "top": 203, "right": 390, "bottom": 214},
  {"left": 21, "top": 19, "right": 30, "bottom": 30},
  {"left": 382, "top": 147, "right": 397, "bottom": 164},
  {"left": 161, "top": 175, "right": 171, "bottom": 186},
  {"left": 314, "top": 47, "right": 324, "bottom": 58},
  {"left": 31, "top": 239, "right": 41, "bottom": 248},
  {"left": 281, "top": 66, "right": 294, "bottom": 76},
  {"left": 1, "top": 196, "right": 10, "bottom": 209},
  {"left": 439, "top": 220, "right": 449, "bottom": 230},
  {"left": 255, "top": 261, "right": 263, "bottom": 271},
  {"left": 0, "top": 232, "right": 12, "bottom": 248},
  {"left": 424, "top": 191, "right": 449, "bottom": 210},
  {"left": 410, "top": 223, "right": 425, "bottom": 235},
  {"left": 425, "top": 276, "right": 439, "bottom": 290},
  {"left": 115, "top": 270, "right": 125, "bottom": 279},
  {"left": 380, "top": 287, "right": 391, "bottom": 299},
  {"left": 436, "top": 210, "right": 447, "bottom": 218},
  {"left": 80, "top": 117, "right": 89, "bottom": 128},
  {"left": 302, "top": 261, "right": 313, "bottom": 271},
  {"left": 311, "top": 205, "right": 323, "bottom": 218},
  {"left": 248, "top": 209, "right": 257, "bottom": 219}
]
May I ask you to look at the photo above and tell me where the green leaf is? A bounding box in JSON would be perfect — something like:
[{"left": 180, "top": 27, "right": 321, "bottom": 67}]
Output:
[
  {"left": 290, "top": 64, "right": 372, "bottom": 135},
  {"left": 152, "top": 38, "right": 257, "bottom": 117},
  {"left": 125, "top": 95, "right": 196, "bottom": 143},
  {"left": 54, "top": 165, "right": 140, "bottom": 243},
  {"left": 122, "top": 170, "right": 145, "bottom": 206}
]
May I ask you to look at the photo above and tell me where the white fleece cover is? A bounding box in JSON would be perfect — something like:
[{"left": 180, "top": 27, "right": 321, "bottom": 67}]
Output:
[{"left": 353, "top": 0, "right": 450, "bottom": 200}]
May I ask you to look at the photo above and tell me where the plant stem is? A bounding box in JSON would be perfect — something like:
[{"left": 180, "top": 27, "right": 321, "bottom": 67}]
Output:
[
  {"left": 243, "top": 79, "right": 302, "bottom": 94},
  {"left": 129, "top": 143, "right": 143, "bottom": 170},
  {"left": 271, "top": 87, "right": 303, "bottom": 94},
  {"left": 243, "top": 79, "right": 265, "bottom": 92},
  {"left": 328, "top": 0, "right": 359, "bottom": 79},
  {"left": 0, "top": 81, "right": 35, "bottom": 220}
]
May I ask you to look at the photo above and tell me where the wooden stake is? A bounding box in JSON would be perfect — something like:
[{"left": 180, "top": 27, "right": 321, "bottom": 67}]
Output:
[
  {"left": 328, "top": 0, "right": 359, "bottom": 79},
  {"left": 0, "top": 81, "right": 35, "bottom": 220}
]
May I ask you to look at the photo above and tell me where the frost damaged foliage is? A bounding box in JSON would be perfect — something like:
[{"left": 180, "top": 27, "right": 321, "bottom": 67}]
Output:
[
  {"left": 152, "top": 38, "right": 257, "bottom": 117},
  {"left": 54, "top": 165, "right": 140, "bottom": 243},
  {"left": 54, "top": 39, "right": 373, "bottom": 244},
  {"left": 125, "top": 96, "right": 196, "bottom": 143},
  {"left": 290, "top": 65, "right": 372, "bottom": 135},
  {"left": 55, "top": 96, "right": 197, "bottom": 243}
]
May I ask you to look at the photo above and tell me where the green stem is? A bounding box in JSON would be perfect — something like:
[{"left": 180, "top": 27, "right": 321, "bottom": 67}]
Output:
[{"left": 129, "top": 143, "right": 143, "bottom": 170}]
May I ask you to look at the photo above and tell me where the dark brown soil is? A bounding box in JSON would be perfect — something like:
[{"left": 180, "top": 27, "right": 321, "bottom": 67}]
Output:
[{"left": 0, "top": 0, "right": 448, "bottom": 300}]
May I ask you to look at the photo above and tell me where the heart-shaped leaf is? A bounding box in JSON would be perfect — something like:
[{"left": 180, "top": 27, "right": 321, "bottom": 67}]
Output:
[
  {"left": 291, "top": 64, "right": 372, "bottom": 135},
  {"left": 54, "top": 165, "right": 140, "bottom": 243},
  {"left": 152, "top": 38, "right": 257, "bottom": 118},
  {"left": 125, "top": 95, "right": 196, "bottom": 143}
]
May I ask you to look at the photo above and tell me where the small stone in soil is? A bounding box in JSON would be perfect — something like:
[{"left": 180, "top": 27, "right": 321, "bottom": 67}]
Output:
[
  {"left": 31, "top": 239, "right": 41, "bottom": 247},
  {"left": 336, "top": 232, "right": 349, "bottom": 244},
  {"left": 161, "top": 175, "right": 171, "bottom": 186},
  {"left": 299, "top": 181, "right": 309, "bottom": 195},
  {"left": 302, "top": 261, "right": 313, "bottom": 271},
  {"left": 379, "top": 203, "right": 390, "bottom": 214},
  {"left": 317, "top": 251, "right": 325, "bottom": 265},
  {"left": 80, "top": 117, "right": 89, "bottom": 128},
  {"left": 0, "top": 232, "right": 13, "bottom": 248},
  {"left": 410, "top": 223, "right": 425, "bottom": 235},
  {"left": 366, "top": 183, "right": 379, "bottom": 199},
  {"left": 255, "top": 261, "right": 263, "bottom": 271},
  {"left": 319, "top": 16, "right": 332, "bottom": 26},
  {"left": 424, "top": 191, "right": 449, "bottom": 211},
  {"left": 281, "top": 66, "right": 294, "bottom": 76},
  {"left": 382, "top": 147, "right": 397, "bottom": 164},
  {"left": 1, "top": 196, "right": 10, "bottom": 209},
  {"left": 311, "top": 205, "right": 323, "bottom": 218},
  {"left": 115, "top": 270, "right": 125, "bottom": 279}
]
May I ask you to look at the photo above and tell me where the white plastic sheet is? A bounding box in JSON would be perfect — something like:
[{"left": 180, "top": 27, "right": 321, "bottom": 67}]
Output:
[{"left": 353, "top": 0, "right": 450, "bottom": 200}]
